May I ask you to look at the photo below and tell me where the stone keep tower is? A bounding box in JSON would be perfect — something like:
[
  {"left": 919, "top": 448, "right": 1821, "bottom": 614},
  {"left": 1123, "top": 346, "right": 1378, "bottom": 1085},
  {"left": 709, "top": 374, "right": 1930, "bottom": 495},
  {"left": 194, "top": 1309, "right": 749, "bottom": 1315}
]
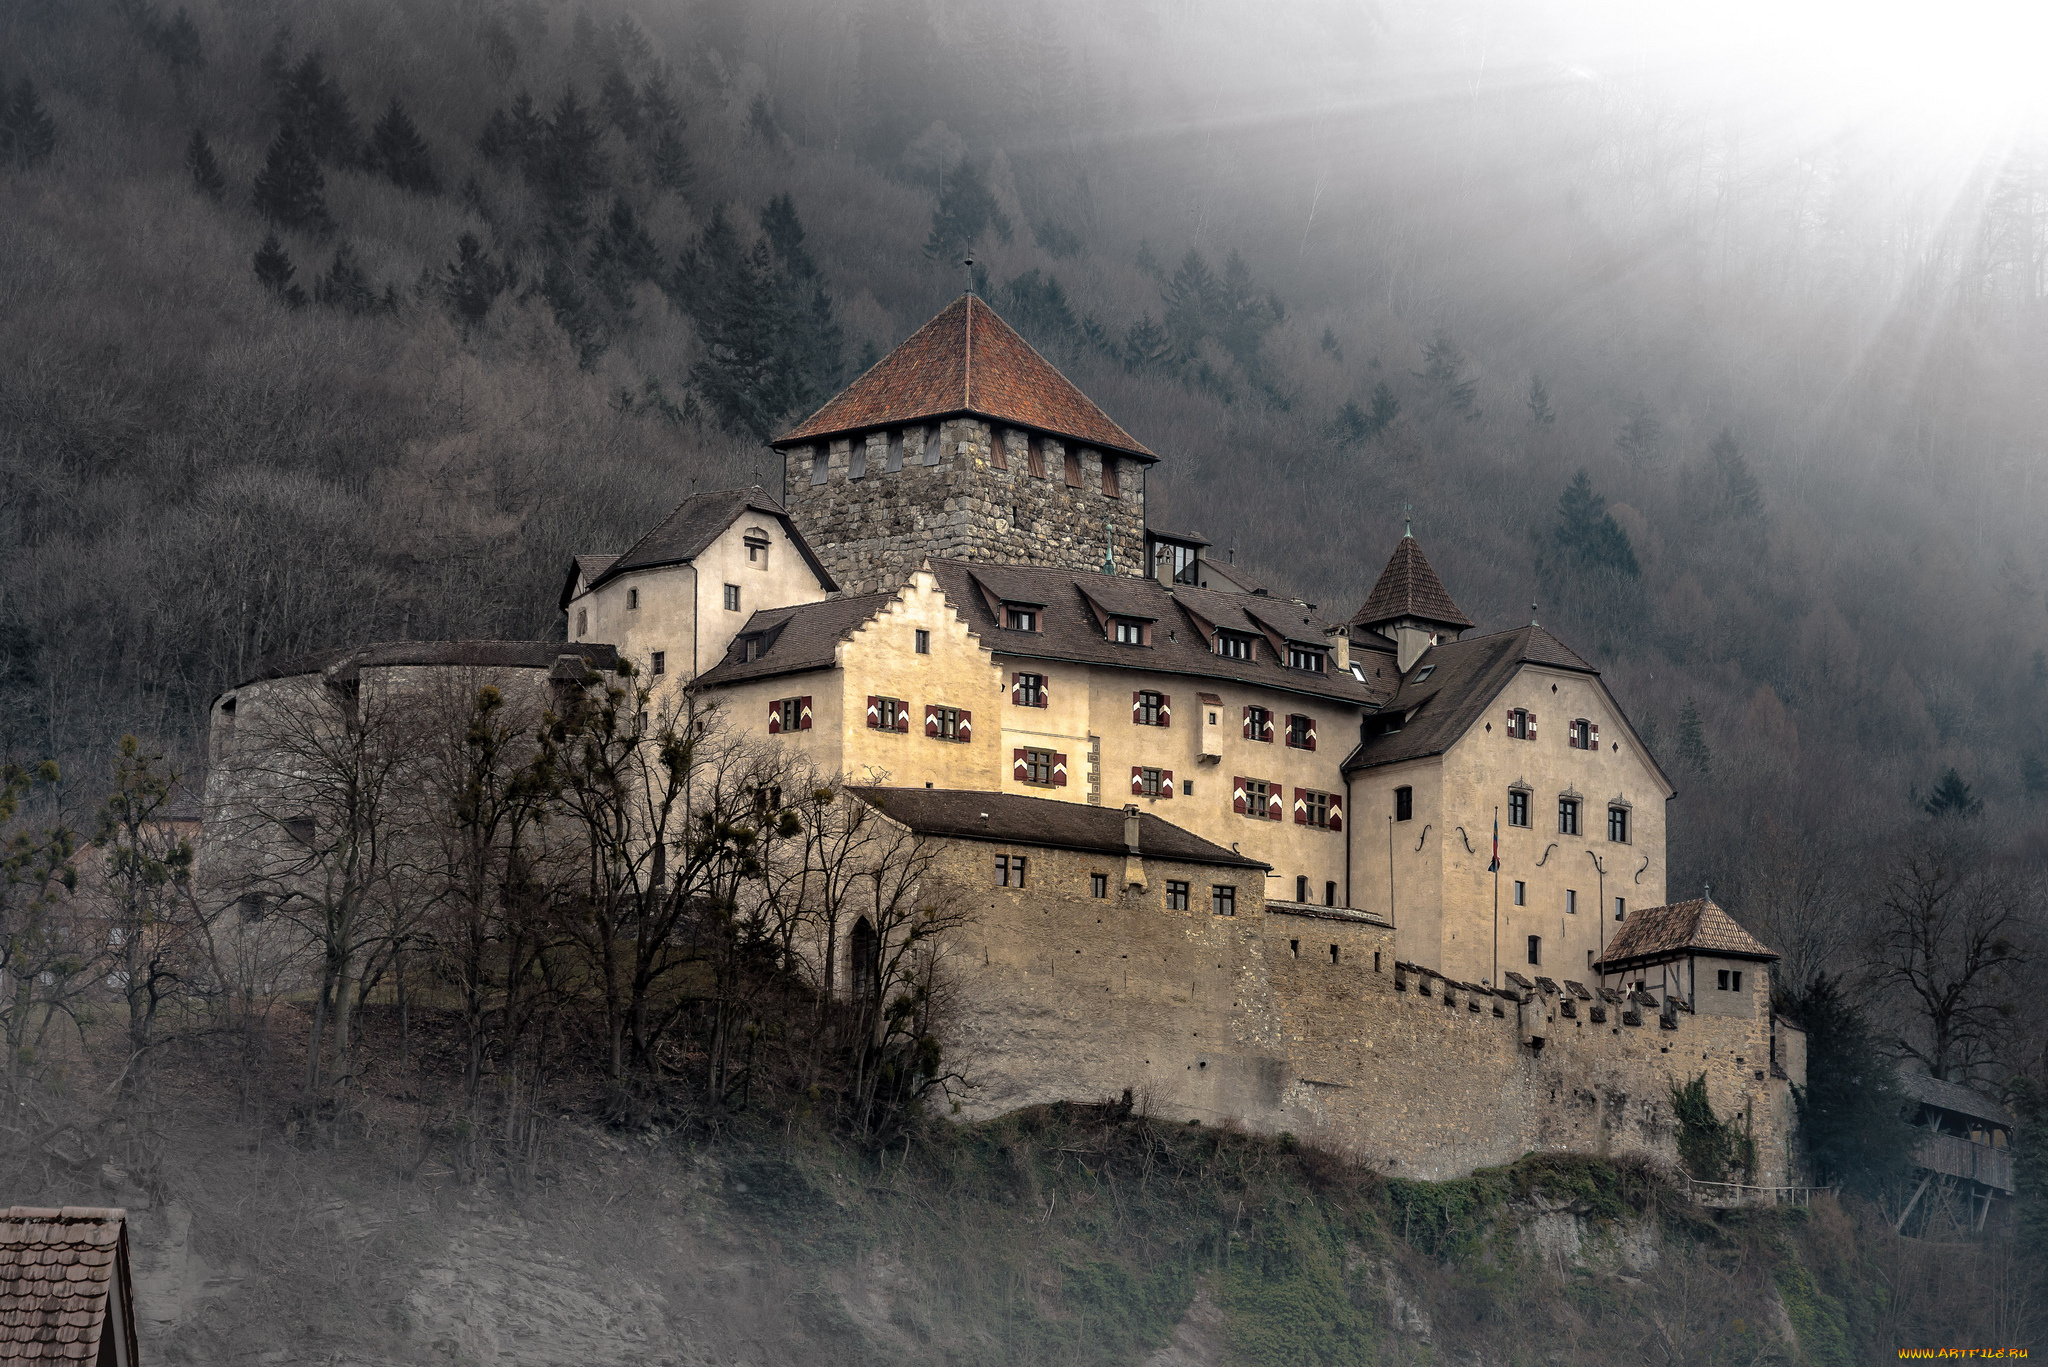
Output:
[{"left": 773, "top": 295, "right": 1157, "bottom": 592}]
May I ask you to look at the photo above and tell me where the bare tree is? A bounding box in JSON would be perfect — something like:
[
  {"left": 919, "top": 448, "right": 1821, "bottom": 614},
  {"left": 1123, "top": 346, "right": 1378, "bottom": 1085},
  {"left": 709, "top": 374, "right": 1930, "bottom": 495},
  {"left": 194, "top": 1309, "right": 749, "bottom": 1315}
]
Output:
[
  {"left": 0, "top": 761, "right": 91, "bottom": 1104},
  {"left": 1868, "top": 828, "right": 2032, "bottom": 1083}
]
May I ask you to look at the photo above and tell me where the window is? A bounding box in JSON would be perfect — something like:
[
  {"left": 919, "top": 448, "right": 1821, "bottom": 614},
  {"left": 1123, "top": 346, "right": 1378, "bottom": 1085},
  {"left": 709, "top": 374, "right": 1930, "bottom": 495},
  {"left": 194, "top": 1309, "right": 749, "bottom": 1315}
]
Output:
[
  {"left": 1013, "top": 673, "right": 1046, "bottom": 707},
  {"left": 996, "top": 854, "right": 1028, "bottom": 888},
  {"left": 1732, "top": 970, "right": 1743, "bottom": 991},
  {"left": 1508, "top": 790, "right": 1530, "bottom": 827},
  {"left": 1021, "top": 748, "right": 1055, "bottom": 784},
  {"left": 1717, "top": 969, "right": 1745, "bottom": 992},
  {"left": 922, "top": 424, "right": 942, "bottom": 465},
  {"left": 1566, "top": 889, "right": 1577, "bottom": 915},
  {"left": 635, "top": 709, "right": 649, "bottom": 734},
  {"left": 810, "top": 448, "right": 828, "bottom": 485},
  {"left": 1302, "top": 790, "right": 1330, "bottom": 828},
  {"left": 1102, "top": 455, "right": 1120, "bottom": 497},
  {"left": 1394, "top": 786, "right": 1413, "bottom": 822},
  {"left": 849, "top": 435, "right": 868, "bottom": 480},
  {"left": 1325, "top": 881, "right": 1337, "bottom": 907},
  {"left": 1062, "top": 443, "right": 1082, "bottom": 487},
  {"left": 744, "top": 636, "right": 760, "bottom": 661},
  {"left": 1288, "top": 644, "right": 1324, "bottom": 672},
  {"left": 915, "top": 629, "right": 930, "bottom": 654},
  {"left": 746, "top": 537, "right": 770, "bottom": 568},
  {"left": 1113, "top": 619, "right": 1144, "bottom": 645},
  {"left": 1245, "top": 778, "right": 1272, "bottom": 818},
  {"left": 628, "top": 587, "right": 639, "bottom": 610},
  {"left": 1287, "top": 713, "right": 1315, "bottom": 748},
  {"left": 1508, "top": 708, "right": 1532, "bottom": 740},
  {"left": 723, "top": 584, "right": 740, "bottom": 612},
  {"left": 869, "top": 696, "right": 907, "bottom": 731},
  {"left": 575, "top": 608, "right": 587, "bottom": 637},
  {"left": 1527, "top": 935, "right": 1542, "bottom": 966},
  {"left": 1558, "top": 798, "right": 1580, "bottom": 836},
  {"left": 1091, "top": 872, "right": 1108, "bottom": 898},
  {"left": 1413, "top": 665, "right": 1435, "bottom": 682},
  {"left": 1026, "top": 434, "right": 1045, "bottom": 478},
  {"left": 1608, "top": 806, "right": 1630, "bottom": 843},
  {"left": 1212, "top": 885, "right": 1236, "bottom": 917},
  {"left": 1135, "top": 690, "right": 1164, "bottom": 725},
  {"left": 1247, "top": 706, "right": 1271, "bottom": 741},
  {"left": 753, "top": 785, "right": 783, "bottom": 816},
  {"left": 778, "top": 698, "right": 802, "bottom": 733},
  {"left": 1138, "top": 767, "right": 1164, "bottom": 797},
  {"left": 1166, "top": 880, "right": 1190, "bottom": 911},
  {"left": 1215, "top": 632, "right": 1254, "bottom": 660},
  {"left": 885, "top": 430, "right": 904, "bottom": 472},
  {"left": 1570, "top": 718, "right": 1590, "bottom": 749},
  {"left": 1513, "top": 880, "right": 1526, "bottom": 906},
  {"left": 1296, "top": 875, "right": 1310, "bottom": 902},
  {"left": 1006, "top": 607, "right": 1038, "bottom": 631},
  {"left": 932, "top": 706, "right": 965, "bottom": 741},
  {"left": 651, "top": 651, "right": 666, "bottom": 676},
  {"left": 1182, "top": 778, "right": 1194, "bottom": 796},
  {"left": 1614, "top": 896, "right": 1625, "bottom": 922},
  {"left": 1717, "top": 969, "right": 1729, "bottom": 990}
]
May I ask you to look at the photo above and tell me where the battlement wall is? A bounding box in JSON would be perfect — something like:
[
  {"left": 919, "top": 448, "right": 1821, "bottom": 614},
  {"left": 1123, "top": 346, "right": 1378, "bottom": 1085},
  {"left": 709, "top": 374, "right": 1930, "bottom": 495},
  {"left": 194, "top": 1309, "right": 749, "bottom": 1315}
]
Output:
[{"left": 944, "top": 846, "right": 1798, "bottom": 1183}]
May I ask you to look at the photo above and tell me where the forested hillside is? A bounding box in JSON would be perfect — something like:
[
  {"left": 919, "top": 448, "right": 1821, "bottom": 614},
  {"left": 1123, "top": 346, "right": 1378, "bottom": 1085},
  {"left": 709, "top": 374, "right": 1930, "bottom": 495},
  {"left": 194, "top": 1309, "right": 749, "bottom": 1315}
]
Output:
[{"left": 5, "top": 0, "right": 2048, "bottom": 1011}]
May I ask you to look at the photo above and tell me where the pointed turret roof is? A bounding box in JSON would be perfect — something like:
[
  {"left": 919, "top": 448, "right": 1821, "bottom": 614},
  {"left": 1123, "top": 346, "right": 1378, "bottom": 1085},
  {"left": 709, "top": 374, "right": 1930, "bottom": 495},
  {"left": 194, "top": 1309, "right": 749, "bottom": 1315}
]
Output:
[
  {"left": 774, "top": 295, "right": 1157, "bottom": 461},
  {"left": 1349, "top": 534, "right": 1474, "bottom": 632}
]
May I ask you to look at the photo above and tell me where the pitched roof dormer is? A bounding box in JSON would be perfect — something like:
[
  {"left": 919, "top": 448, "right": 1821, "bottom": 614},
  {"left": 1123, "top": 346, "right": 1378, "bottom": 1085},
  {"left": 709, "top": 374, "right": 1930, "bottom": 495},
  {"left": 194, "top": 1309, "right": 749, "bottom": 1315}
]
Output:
[{"left": 1350, "top": 529, "right": 1475, "bottom": 672}]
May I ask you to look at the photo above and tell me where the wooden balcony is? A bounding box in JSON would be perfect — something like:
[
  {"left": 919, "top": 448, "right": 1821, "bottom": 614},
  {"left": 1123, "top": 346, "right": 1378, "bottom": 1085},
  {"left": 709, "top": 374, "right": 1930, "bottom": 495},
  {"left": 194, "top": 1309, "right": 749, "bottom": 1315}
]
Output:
[{"left": 1916, "top": 1132, "right": 2014, "bottom": 1194}]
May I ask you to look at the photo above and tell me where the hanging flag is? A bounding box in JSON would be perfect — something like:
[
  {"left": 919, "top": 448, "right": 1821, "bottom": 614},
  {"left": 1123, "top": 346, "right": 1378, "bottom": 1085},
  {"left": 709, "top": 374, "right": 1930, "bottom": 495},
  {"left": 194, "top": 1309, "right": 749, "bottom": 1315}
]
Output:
[{"left": 1489, "top": 817, "right": 1500, "bottom": 872}]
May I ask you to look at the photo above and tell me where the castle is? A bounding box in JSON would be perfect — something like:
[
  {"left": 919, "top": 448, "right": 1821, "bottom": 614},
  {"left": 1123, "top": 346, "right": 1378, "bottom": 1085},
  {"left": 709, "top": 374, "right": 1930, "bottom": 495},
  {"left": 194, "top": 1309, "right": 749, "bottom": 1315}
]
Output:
[{"left": 213, "top": 295, "right": 1805, "bottom": 1183}]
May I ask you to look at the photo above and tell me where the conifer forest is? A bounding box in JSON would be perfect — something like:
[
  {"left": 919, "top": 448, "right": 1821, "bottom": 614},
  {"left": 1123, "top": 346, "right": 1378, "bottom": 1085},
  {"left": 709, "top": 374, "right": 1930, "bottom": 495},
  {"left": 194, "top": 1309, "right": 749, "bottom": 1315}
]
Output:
[{"left": 3, "top": 0, "right": 2048, "bottom": 1360}]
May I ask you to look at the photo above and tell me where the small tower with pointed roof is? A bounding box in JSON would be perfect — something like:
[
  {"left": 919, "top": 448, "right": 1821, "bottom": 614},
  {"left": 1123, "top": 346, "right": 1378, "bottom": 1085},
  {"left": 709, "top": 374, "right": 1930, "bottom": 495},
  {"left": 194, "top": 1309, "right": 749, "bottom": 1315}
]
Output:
[
  {"left": 1349, "top": 525, "right": 1475, "bottom": 672},
  {"left": 771, "top": 295, "right": 1159, "bottom": 592}
]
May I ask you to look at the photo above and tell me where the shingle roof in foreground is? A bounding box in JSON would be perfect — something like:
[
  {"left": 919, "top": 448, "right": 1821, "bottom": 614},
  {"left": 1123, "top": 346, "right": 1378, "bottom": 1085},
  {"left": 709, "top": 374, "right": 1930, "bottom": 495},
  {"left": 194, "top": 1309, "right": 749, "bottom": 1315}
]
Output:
[
  {"left": 775, "top": 295, "right": 1156, "bottom": 460},
  {"left": 1595, "top": 899, "right": 1776, "bottom": 969},
  {"left": 588, "top": 487, "right": 836, "bottom": 594},
  {"left": 853, "top": 788, "right": 1268, "bottom": 870},
  {"left": 1350, "top": 535, "right": 1474, "bottom": 631},
  {"left": 0, "top": 1207, "right": 138, "bottom": 1364}
]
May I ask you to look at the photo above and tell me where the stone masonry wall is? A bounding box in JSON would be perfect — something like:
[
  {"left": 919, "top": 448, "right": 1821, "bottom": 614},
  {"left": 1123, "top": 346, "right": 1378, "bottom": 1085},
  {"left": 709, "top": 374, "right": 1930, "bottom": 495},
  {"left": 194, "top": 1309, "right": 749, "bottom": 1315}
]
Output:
[
  {"left": 941, "top": 836, "right": 1801, "bottom": 1184},
  {"left": 780, "top": 419, "right": 1148, "bottom": 593}
]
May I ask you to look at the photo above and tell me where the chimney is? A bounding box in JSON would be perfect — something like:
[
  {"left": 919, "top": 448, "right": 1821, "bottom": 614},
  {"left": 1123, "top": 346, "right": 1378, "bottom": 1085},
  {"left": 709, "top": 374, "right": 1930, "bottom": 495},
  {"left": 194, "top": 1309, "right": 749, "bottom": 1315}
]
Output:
[{"left": 1123, "top": 803, "right": 1148, "bottom": 890}]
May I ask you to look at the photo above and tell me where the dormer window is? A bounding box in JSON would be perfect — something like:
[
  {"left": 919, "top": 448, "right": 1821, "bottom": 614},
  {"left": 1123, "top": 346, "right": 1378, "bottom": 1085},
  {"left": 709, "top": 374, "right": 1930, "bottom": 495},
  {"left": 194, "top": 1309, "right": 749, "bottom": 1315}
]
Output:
[
  {"left": 1412, "top": 665, "right": 1435, "bottom": 682},
  {"left": 744, "top": 636, "right": 761, "bottom": 662},
  {"left": 1287, "top": 644, "right": 1324, "bottom": 672},
  {"left": 1113, "top": 619, "right": 1145, "bottom": 646},
  {"left": 1215, "top": 632, "right": 1255, "bottom": 661},
  {"left": 1006, "top": 607, "right": 1038, "bottom": 632}
]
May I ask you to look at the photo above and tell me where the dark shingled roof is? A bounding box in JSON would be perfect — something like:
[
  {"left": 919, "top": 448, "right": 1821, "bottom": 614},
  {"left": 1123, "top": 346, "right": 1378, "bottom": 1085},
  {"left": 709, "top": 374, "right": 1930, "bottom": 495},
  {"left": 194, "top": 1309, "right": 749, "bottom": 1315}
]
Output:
[
  {"left": 1340, "top": 625, "right": 1597, "bottom": 773},
  {"left": 1595, "top": 899, "right": 1776, "bottom": 970},
  {"left": 1350, "top": 536, "right": 1474, "bottom": 631},
  {"left": 931, "top": 562, "right": 1381, "bottom": 705},
  {"left": 693, "top": 592, "right": 901, "bottom": 686},
  {"left": 852, "top": 788, "right": 1267, "bottom": 869},
  {"left": 585, "top": 487, "right": 836, "bottom": 597},
  {"left": 235, "top": 640, "right": 621, "bottom": 691},
  {"left": 0, "top": 1207, "right": 138, "bottom": 1364},
  {"left": 775, "top": 296, "right": 1157, "bottom": 461},
  {"left": 1901, "top": 1072, "right": 2015, "bottom": 1127},
  {"left": 558, "top": 554, "right": 621, "bottom": 611}
]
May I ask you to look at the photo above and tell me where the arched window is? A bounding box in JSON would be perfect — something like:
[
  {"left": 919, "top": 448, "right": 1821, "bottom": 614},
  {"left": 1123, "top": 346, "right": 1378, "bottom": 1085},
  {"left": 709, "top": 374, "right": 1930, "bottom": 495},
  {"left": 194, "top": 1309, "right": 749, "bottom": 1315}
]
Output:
[{"left": 849, "top": 917, "right": 879, "bottom": 1007}]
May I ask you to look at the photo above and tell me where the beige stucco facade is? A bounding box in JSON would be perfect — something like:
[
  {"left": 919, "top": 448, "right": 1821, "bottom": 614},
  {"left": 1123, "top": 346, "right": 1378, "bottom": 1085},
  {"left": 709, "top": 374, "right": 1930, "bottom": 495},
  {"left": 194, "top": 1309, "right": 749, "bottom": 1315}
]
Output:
[{"left": 1349, "top": 661, "right": 1671, "bottom": 987}]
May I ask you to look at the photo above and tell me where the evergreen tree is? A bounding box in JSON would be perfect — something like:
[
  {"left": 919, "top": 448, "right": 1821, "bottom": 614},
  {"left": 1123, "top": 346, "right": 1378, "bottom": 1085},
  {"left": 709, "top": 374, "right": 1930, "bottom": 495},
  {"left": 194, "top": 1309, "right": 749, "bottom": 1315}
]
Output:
[
  {"left": 1527, "top": 373, "right": 1555, "bottom": 424},
  {"left": 252, "top": 121, "right": 332, "bottom": 236},
  {"left": 1121, "top": 313, "right": 1172, "bottom": 374},
  {"left": 1001, "top": 269, "right": 1081, "bottom": 357},
  {"left": 539, "top": 258, "right": 604, "bottom": 367},
  {"left": 1616, "top": 399, "right": 1663, "bottom": 467},
  {"left": 368, "top": 99, "right": 439, "bottom": 195},
  {"left": 670, "top": 199, "right": 844, "bottom": 441},
  {"left": 1413, "top": 333, "right": 1478, "bottom": 417},
  {"left": 586, "top": 195, "right": 661, "bottom": 311},
  {"left": 1319, "top": 326, "right": 1342, "bottom": 361},
  {"left": 252, "top": 232, "right": 307, "bottom": 307},
  {"left": 477, "top": 91, "right": 545, "bottom": 168},
  {"left": 1676, "top": 698, "right": 1710, "bottom": 776},
  {"left": 1709, "top": 427, "right": 1765, "bottom": 519},
  {"left": 535, "top": 86, "right": 607, "bottom": 234},
  {"left": 640, "top": 70, "right": 681, "bottom": 132},
  {"left": 278, "top": 53, "right": 361, "bottom": 167},
  {"left": 313, "top": 244, "right": 377, "bottom": 314},
  {"left": 184, "top": 126, "right": 224, "bottom": 201},
  {"left": 1, "top": 78, "right": 58, "bottom": 171},
  {"left": 1784, "top": 974, "right": 1918, "bottom": 1198},
  {"left": 440, "top": 232, "right": 512, "bottom": 328},
  {"left": 2021, "top": 751, "right": 2048, "bottom": 801},
  {"left": 599, "top": 62, "right": 642, "bottom": 140},
  {"left": 1552, "top": 469, "right": 1640, "bottom": 577},
  {"left": 650, "top": 127, "right": 694, "bottom": 194},
  {"left": 151, "top": 7, "right": 206, "bottom": 83},
  {"left": 1923, "top": 767, "right": 1983, "bottom": 819},
  {"left": 1366, "top": 381, "right": 1399, "bottom": 435},
  {"left": 923, "top": 159, "right": 1011, "bottom": 260}
]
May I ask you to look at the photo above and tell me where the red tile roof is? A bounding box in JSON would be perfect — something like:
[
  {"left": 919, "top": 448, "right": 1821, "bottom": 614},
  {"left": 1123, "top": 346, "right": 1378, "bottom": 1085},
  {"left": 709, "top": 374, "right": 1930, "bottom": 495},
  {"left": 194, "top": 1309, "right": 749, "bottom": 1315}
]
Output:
[
  {"left": 0, "top": 1207, "right": 138, "bottom": 1364},
  {"left": 775, "top": 295, "right": 1157, "bottom": 461},
  {"left": 1350, "top": 536, "right": 1474, "bottom": 631},
  {"left": 1595, "top": 899, "right": 1776, "bottom": 970}
]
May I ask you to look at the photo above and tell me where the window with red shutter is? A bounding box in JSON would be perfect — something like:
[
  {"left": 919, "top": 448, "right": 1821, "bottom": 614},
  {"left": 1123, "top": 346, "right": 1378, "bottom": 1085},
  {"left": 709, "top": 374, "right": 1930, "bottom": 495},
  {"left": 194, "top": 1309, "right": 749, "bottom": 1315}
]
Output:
[
  {"left": 1160, "top": 769, "right": 1174, "bottom": 798},
  {"left": 867, "top": 696, "right": 881, "bottom": 729},
  {"left": 768, "top": 700, "right": 784, "bottom": 734},
  {"left": 1052, "top": 752, "right": 1068, "bottom": 786},
  {"left": 1013, "top": 749, "right": 1029, "bottom": 781},
  {"left": 1294, "top": 787, "right": 1308, "bottom": 825},
  {"left": 1232, "top": 777, "right": 1248, "bottom": 814}
]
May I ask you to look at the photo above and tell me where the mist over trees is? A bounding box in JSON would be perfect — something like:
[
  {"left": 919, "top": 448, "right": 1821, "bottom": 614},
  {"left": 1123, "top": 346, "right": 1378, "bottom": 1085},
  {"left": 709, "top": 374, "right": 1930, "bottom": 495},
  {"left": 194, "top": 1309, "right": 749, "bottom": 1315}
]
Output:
[{"left": 4, "top": 0, "right": 2048, "bottom": 1112}]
